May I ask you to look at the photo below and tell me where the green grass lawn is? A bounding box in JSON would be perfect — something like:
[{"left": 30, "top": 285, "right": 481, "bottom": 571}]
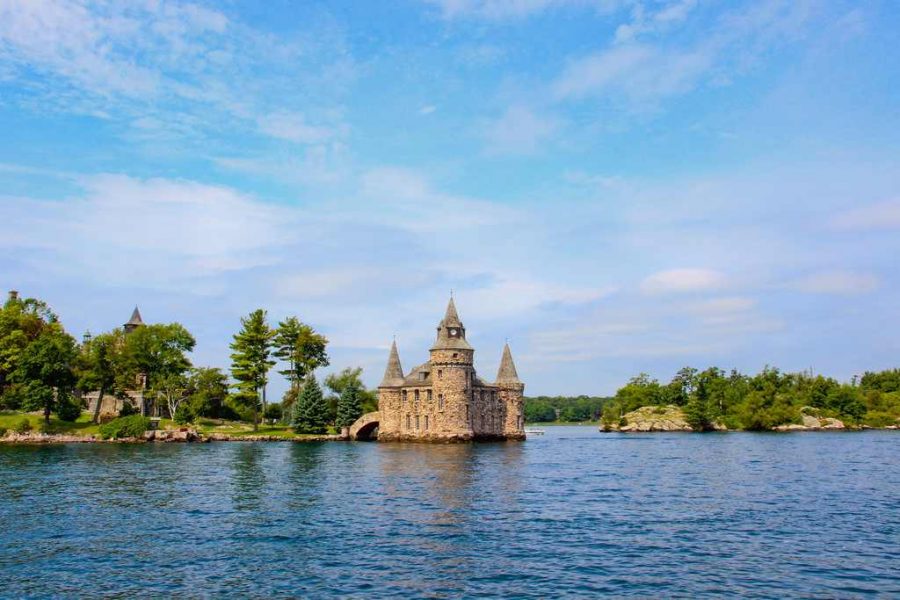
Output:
[
  {"left": 0, "top": 411, "right": 101, "bottom": 436},
  {"left": 196, "top": 418, "right": 338, "bottom": 439}
]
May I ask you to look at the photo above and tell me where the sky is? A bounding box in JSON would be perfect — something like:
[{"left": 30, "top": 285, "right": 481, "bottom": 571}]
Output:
[{"left": 1, "top": 0, "right": 898, "bottom": 398}]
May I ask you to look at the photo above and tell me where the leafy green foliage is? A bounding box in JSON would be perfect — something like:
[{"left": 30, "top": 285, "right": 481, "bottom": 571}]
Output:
[
  {"left": 13, "top": 416, "right": 32, "bottom": 433},
  {"left": 273, "top": 317, "right": 329, "bottom": 391},
  {"left": 292, "top": 376, "right": 328, "bottom": 434},
  {"left": 98, "top": 415, "right": 150, "bottom": 440},
  {"left": 335, "top": 382, "right": 363, "bottom": 428},
  {"left": 173, "top": 402, "right": 195, "bottom": 425},
  {"left": 325, "top": 367, "right": 378, "bottom": 417},
  {"left": 264, "top": 402, "right": 283, "bottom": 421},
  {"left": 77, "top": 331, "right": 125, "bottom": 423},
  {"left": 13, "top": 324, "right": 78, "bottom": 423},
  {"left": 186, "top": 367, "right": 229, "bottom": 418},
  {"left": 608, "top": 366, "right": 900, "bottom": 430}
]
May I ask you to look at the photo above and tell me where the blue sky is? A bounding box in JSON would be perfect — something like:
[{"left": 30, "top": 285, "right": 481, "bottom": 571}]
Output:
[{"left": 1, "top": 0, "right": 898, "bottom": 397}]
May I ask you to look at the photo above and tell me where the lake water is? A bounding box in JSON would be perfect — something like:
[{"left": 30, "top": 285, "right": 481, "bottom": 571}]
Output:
[{"left": 1, "top": 427, "right": 898, "bottom": 598}]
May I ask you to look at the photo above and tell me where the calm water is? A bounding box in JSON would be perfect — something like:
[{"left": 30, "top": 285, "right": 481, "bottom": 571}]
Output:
[{"left": 1, "top": 428, "right": 898, "bottom": 598}]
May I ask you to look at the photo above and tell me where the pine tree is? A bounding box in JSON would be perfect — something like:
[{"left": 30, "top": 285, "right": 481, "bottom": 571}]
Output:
[
  {"left": 292, "top": 376, "right": 329, "bottom": 434},
  {"left": 230, "top": 309, "right": 274, "bottom": 431},
  {"left": 273, "top": 317, "right": 329, "bottom": 393},
  {"left": 335, "top": 382, "right": 363, "bottom": 429}
]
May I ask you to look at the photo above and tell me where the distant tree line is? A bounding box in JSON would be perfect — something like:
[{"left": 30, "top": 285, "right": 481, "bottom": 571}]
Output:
[
  {"left": 524, "top": 395, "right": 611, "bottom": 423},
  {"left": 602, "top": 366, "right": 900, "bottom": 431}
]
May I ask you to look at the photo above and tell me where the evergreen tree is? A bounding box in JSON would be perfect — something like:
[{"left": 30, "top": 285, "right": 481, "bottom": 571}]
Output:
[
  {"left": 335, "top": 381, "right": 363, "bottom": 429},
  {"left": 292, "top": 376, "right": 329, "bottom": 434},
  {"left": 230, "top": 309, "right": 275, "bottom": 431}
]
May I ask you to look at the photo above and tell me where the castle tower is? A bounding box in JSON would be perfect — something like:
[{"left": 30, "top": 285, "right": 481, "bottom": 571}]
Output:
[
  {"left": 429, "top": 297, "right": 475, "bottom": 438},
  {"left": 496, "top": 343, "right": 526, "bottom": 439},
  {"left": 376, "top": 339, "right": 405, "bottom": 435}
]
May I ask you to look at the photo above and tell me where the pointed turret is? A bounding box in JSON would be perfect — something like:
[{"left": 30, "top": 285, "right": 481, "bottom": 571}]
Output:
[
  {"left": 379, "top": 339, "right": 405, "bottom": 387},
  {"left": 432, "top": 296, "right": 473, "bottom": 350},
  {"left": 124, "top": 306, "right": 144, "bottom": 334},
  {"left": 496, "top": 343, "right": 521, "bottom": 384}
]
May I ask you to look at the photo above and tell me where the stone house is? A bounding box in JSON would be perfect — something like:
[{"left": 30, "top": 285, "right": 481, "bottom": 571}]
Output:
[{"left": 376, "top": 297, "right": 525, "bottom": 442}]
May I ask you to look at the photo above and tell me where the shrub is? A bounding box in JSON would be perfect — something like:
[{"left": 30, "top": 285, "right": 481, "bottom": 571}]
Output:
[
  {"left": 173, "top": 403, "right": 195, "bottom": 425},
  {"left": 0, "top": 427, "right": 7, "bottom": 437},
  {"left": 863, "top": 411, "right": 898, "bottom": 428},
  {"left": 14, "top": 417, "right": 33, "bottom": 433},
  {"left": 56, "top": 396, "right": 82, "bottom": 422},
  {"left": 119, "top": 401, "right": 138, "bottom": 417},
  {"left": 99, "top": 415, "right": 150, "bottom": 440}
]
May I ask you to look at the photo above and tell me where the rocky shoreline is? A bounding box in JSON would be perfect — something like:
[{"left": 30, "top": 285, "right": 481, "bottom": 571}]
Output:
[
  {"left": 0, "top": 430, "right": 347, "bottom": 444},
  {"left": 600, "top": 405, "right": 900, "bottom": 433}
]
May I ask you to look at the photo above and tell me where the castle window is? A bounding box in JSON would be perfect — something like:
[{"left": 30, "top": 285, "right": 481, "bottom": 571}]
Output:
[
  {"left": 425, "top": 415, "right": 429, "bottom": 430},
  {"left": 438, "top": 370, "right": 442, "bottom": 379},
  {"left": 414, "top": 390, "right": 420, "bottom": 402},
  {"left": 492, "top": 391, "right": 496, "bottom": 402},
  {"left": 406, "top": 414, "right": 411, "bottom": 429},
  {"left": 415, "top": 415, "right": 420, "bottom": 430},
  {"left": 438, "top": 394, "right": 444, "bottom": 410},
  {"left": 453, "top": 353, "right": 458, "bottom": 359},
  {"left": 401, "top": 390, "right": 407, "bottom": 402},
  {"left": 427, "top": 390, "right": 432, "bottom": 402},
  {"left": 420, "top": 371, "right": 427, "bottom": 381}
]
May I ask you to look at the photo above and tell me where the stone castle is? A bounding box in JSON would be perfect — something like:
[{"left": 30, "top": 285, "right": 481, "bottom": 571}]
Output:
[{"left": 373, "top": 297, "right": 525, "bottom": 442}]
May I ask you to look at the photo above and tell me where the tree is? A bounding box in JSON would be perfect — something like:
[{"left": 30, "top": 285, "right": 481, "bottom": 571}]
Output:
[
  {"left": 324, "top": 366, "right": 377, "bottom": 417},
  {"left": 335, "top": 381, "right": 363, "bottom": 429},
  {"left": 13, "top": 325, "right": 78, "bottom": 424},
  {"left": 230, "top": 309, "right": 274, "bottom": 431},
  {"left": 0, "top": 292, "right": 58, "bottom": 404},
  {"left": 186, "top": 367, "right": 229, "bottom": 418},
  {"left": 292, "top": 376, "right": 329, "bottom": 434},
  {"left": 121, "top": 323, "right": 195, "bottom": 414},
  {"left": 153, "top": 372, "right": 190, "bottom": 421},
  {"left": 273, "top": 317, "right": 329, "bottom": 392},
  {"left": 78, "top": 331, "right": 124, "bottom": 424}
]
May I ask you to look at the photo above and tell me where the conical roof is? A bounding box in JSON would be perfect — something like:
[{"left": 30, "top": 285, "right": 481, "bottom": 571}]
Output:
[
  {"left": 496, "top": 343, "right": 521, "bottom": 384},
  {"left": 379, "top": 340, "right": 405, "bottom": 387},
  {"left": 126, "top": 306, "right": 143, "bottom": 326},
  {"left": 442, "top": 296, "right": 462, "bottom": 327}
]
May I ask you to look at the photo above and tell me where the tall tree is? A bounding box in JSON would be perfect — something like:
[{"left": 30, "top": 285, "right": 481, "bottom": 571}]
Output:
[
  {"left": 0, "top": 292, "right": 58, "bottom": 402},
  {"left": 335, "top": 381, "right": 363, "bottom": 429},
  {"left": 292, "top": 376, "right": 328, "bottom": 434},
  {"left": 14, "top": 324, "right": 78, "bottom": 424},
  {"left": 230, "top": 309, "right": 274, "bottom": 431},
  {"left": 77, "top": 330, "right": 125, "bottom": 424},
  {"left": 186, "top": 367, "right": 229, "bottom": 418},
  {"left": 120, "top": 323, "right": 195, "bottom": 416},
  {"left": 325, "top": 367, "right": 378, "bottom": 414},
  {"left": 273, "top": 317, "right": 329, "bottom": 392}
]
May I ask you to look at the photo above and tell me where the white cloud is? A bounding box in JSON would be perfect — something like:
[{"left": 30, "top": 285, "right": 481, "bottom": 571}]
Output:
[
  {"left": 424, "top": 0, "right": 615, "bottom": 20},
  {"left": 418, "top": 105, "right": 437, "bottom": 115},
  {"left": 483, "top": 106, "right": 560, "bottom": 155},
  {"left": 614, "top": 0, "right": 697, "bottom": 43},
  {"left": 257, "top": 112, "right": 337, "bottom": 144},
  {"left": 789, "top": 271, "right": 879, "bottom": 295},
  {"left": 640, "top": 268, "right": 727, "bottom": 294},
  {"left": 552, "top": 44, "right": 711, "bottom": 106},
  {"left": 830, "top": 198, "right": 900, "bottom": 231}
]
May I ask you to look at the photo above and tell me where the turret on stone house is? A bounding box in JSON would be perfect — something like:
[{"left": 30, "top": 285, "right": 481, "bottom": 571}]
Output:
[
  {"left": 370, "top": 296, "right": 525, "bottom": 442},
  {"left": 124, "top": 306, "right": 144, "bottom": 334}
]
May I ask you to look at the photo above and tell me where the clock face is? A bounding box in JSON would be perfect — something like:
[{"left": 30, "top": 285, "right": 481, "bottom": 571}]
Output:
[{"left": 449, "top": 328, "right": 457, "bottom": 336}]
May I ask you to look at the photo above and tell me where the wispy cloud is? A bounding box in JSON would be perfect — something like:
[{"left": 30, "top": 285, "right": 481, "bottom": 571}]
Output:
[
  {"left": 788, "top": 271, "right": 880, "bottom": 295},
  {"left": 830, "top": 198, "right": 900, "bottom": 231},
  {"left": 483, "top": 106, "right": 560, "bottom": 155},
  {"left": 640, "top": 268, "right": 727, "bottom": 294}
]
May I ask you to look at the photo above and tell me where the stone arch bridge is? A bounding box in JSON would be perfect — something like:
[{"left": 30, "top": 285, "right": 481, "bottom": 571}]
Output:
[{"left": 349, "top": 411, "right": 379, "bottom": 441}]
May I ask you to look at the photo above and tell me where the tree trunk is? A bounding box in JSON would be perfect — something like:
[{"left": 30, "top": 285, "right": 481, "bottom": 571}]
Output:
[
  {"left": 92, "top": 387, "right": 105, "bottom": 424},
  {"left": 44, "top": 402, "right": 52, "bottom": 425},
  {"left": 253, "top": 386, "right": 259, "bottom": 431},
  {"left": 262, "top": 384, "right": 267, "bottom": 424}
]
